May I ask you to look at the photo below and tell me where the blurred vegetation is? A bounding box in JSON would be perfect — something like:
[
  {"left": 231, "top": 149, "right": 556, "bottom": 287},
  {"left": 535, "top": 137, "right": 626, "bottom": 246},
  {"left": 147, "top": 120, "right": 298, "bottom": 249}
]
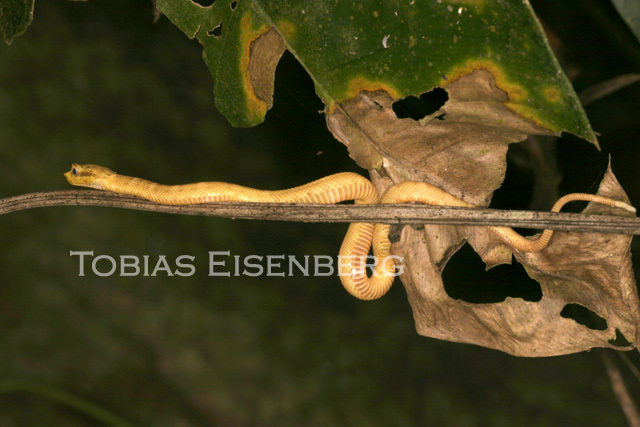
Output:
[{"left": 0, "top": 0, "right": 639, "bottom": 425}]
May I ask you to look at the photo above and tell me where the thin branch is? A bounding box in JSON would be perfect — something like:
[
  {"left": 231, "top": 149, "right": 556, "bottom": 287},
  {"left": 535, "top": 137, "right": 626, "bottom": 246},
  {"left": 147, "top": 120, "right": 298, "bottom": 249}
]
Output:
[
  {"left": 579, "top": 73, "right": 640, "bottom": 105},
  {"left": 601, "top": 351, "right": 640, "bottom": 427},
  {"left": 617, "top": 351, "right": 640, "bottom": 385},
  {"left": 1, "top": 190, "right": 639, "bottom": 234}
]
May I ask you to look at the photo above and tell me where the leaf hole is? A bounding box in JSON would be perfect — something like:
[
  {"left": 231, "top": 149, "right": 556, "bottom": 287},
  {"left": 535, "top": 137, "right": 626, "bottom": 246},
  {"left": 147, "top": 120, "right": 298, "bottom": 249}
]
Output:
[
  {"left": 489, "top": 143, "right": 537, "bottom": 237},
  {"left": 609, "top": 329, "right": 632, "bottom": 347},
  {"left": 388, "top": 224, "right": 402, "bottom": 244},
  {"left": 230, "top": 1, "right": 238, "bottom": 10},
  {"left": 490, "top": 146, "right": 535, "bottom": 210},
  {"left": 442, "top": 243, "right": 542, "bottom": 304},
  {"left": 208, "top": 23, "right": 222, "bottom": 37},
  {"left": 560, "top": 303, "right": 608, "bottom": 331},
  {"left": 191, "top": 0, "right": 215, "bottom": 6},
  {"left": 392, "top": 87, "right": 448, "bottom": 121}
]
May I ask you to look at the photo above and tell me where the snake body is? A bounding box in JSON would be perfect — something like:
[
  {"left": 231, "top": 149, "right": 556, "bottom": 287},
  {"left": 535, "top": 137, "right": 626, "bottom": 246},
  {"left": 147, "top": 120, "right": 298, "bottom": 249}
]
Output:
[{"left": 65, "top": 164, "right": 635, "bottom": 300}]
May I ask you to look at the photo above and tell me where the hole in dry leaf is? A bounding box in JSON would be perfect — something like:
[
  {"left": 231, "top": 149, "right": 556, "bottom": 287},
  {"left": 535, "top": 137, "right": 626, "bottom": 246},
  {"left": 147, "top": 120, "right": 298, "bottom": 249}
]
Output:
[
  {"left": 392, "top": 87, "right": 448, "bottom": 121},
  {"left": 490, "top": 145, "right": 539, "bottom": 238},
  {"left": 560, "top": 303, "right": 608, "bottom": 331},
  {"left": 230, "top": 1, "right": 238, "bottom": 10},
  {"left": 208, "top": 23, "right": 222, "bottom": 37},
  {"left": 491, "top": 145, "right": 535, "bottom": 211},
  {"left": 191, "top": 0, "right": 215, "bottom": 6},
  {"left": 388, "top": 224, "right": 402, "bottom": 244},
  {"left": 609, "top": 329, "right": 632, "bottom": 347},
  {"left": 442, "top": 243, "right": 542, "bottom": 303}
]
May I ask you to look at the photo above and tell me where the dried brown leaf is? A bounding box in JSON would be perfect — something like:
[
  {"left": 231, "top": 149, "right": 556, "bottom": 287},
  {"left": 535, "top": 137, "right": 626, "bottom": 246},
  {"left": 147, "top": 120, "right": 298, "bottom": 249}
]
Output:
[
  {"left": 402, "top": 164, "right": 638, "bottom": 356},
  {"left": 325, "top": 69, "right": 639, "bottom": 356},
  {"left": 328, "top": 69, "right": 556, "bottom": 206}
]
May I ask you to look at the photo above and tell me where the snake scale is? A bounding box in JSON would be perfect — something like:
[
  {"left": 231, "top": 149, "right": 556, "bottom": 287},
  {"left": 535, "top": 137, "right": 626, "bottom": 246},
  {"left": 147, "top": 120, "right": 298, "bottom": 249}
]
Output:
[{"left": 65, "top": 164, "right": 635, "bottom": 300}]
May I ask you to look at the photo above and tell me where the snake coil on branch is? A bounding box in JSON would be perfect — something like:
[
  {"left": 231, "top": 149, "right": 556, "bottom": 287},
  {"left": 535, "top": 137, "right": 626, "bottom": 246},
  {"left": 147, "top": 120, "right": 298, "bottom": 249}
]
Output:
[{"left": 65, "top": 164, "right": 636, "bottom": 300}]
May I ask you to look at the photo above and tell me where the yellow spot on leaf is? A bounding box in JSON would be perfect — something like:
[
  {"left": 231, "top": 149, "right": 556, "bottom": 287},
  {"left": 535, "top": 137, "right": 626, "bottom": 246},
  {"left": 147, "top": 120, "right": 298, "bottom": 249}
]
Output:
[
  {"left": 543, "top": 86, "right": 561, "bottom": 103},
  {"left": 277, "top": 19, "right": 295, "bottom": 40}
]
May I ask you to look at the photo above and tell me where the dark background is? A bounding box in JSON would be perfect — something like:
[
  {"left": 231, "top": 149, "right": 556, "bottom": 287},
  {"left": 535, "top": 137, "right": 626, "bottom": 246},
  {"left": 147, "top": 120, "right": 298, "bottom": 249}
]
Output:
[{"left": 0, "top": 0, "right": 639, "bottom": 425}]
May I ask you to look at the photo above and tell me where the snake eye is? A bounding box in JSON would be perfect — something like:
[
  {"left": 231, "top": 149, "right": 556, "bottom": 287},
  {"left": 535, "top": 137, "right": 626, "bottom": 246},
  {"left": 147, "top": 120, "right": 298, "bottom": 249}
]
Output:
[{"left": 72, "top": 167, "right": 78, "bottom": 175}]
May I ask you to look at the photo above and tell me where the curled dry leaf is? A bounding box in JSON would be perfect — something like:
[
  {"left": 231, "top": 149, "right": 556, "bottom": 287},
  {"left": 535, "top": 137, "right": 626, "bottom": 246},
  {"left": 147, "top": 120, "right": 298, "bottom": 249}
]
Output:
[
  {"left": 327, "top": 69, "right": 556, "bottom": 273},
  {"left": 327, "top": 70, "right": 639, "bottom": 356},
  {"left": 395, "top": 164, "right": 638, "bottom": 356}
]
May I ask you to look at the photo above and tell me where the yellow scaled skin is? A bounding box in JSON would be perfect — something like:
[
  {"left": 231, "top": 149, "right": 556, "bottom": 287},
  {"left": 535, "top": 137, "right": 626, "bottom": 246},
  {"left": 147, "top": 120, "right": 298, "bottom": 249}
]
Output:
[{"left": 65, "top": 164, "right": 635, "bottom": 300}]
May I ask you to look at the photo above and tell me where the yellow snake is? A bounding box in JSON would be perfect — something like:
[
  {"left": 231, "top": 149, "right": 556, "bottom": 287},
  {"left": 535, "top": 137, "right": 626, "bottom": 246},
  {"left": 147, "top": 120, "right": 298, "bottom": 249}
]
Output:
[{"left": 65, "top": 164, "right": 636, "bottom": 300}]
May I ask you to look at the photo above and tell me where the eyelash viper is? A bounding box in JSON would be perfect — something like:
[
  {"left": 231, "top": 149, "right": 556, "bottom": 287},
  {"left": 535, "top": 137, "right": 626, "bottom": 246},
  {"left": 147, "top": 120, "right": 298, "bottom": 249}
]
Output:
[{"left": 65, "top": 164, "right": 635, "bottom": 300}]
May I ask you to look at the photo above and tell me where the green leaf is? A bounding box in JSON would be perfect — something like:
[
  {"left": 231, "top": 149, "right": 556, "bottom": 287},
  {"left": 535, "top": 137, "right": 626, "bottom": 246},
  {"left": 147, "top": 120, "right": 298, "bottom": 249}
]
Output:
[
  {"left": 611, "top": 0, "right": 640, "bottom": 43},
  {"left": 0, "top": 0, "right": 35, "bottom": 45},
  {"left": 156, "top": 0, "right": 595, "bottom": 142}
]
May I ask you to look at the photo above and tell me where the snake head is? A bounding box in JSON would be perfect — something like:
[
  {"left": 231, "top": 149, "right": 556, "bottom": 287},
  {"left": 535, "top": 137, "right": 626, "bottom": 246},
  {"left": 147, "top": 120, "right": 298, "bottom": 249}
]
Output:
[{"left": 65, "top": 163, "right": 116, "bottom": 190}]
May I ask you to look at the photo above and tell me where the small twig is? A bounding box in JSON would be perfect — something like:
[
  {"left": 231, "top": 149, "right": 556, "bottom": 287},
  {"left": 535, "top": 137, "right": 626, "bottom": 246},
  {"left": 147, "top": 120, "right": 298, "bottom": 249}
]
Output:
[
  {"left": 1, "top": 190, "right": 639, "bottom": 234},
  {"left": 579, "top": 73, "right": 640, "bottom": 106},
  {"left": 617, "top": 351, "right": 640, "bottom": 384},
  {"left": 601, "top": 351, "right": 640, "bottom": 427}
]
